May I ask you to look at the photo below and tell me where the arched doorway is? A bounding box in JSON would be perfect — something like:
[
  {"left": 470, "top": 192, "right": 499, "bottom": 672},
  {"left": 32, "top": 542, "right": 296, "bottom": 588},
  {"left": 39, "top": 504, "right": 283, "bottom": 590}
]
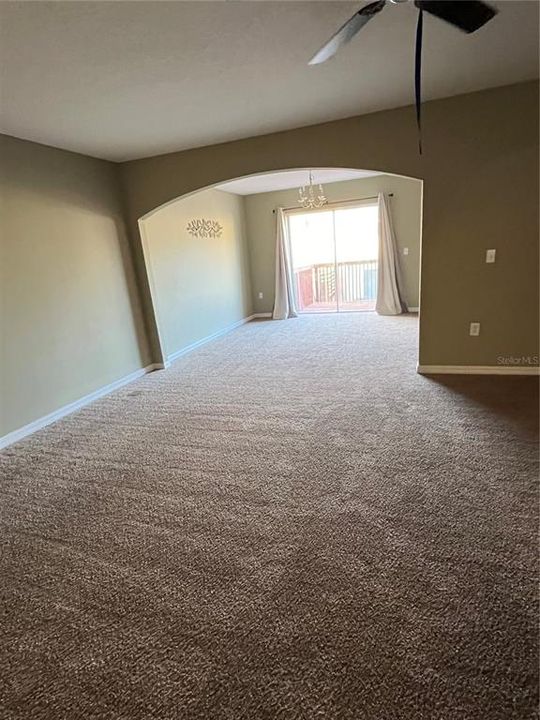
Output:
[{"left": 137, "top": 167, "right": 423, "bottom": 367}]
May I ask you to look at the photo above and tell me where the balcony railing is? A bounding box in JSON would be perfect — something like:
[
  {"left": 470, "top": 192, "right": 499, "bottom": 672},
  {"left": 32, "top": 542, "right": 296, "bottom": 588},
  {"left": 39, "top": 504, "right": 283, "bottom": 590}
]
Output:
[{"left": 295, "top": 260, "right": 378, "bottom": 311}]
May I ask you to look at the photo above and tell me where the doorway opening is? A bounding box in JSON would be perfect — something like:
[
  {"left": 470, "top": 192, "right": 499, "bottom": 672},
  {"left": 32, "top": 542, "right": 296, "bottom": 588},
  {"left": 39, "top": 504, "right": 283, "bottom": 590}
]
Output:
[
  {"left": 287, "top": 200, "right": 378, "bottom": 313},
  {"left": 138, "top": 167, "right": 422, "bottom": 366}
]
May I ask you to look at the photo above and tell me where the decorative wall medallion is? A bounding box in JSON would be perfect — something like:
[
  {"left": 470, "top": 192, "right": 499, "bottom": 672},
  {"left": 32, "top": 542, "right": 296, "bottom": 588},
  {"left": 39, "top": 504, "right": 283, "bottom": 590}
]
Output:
[{"left": 186, "top": 219, "right": 223, "bottom": 238}]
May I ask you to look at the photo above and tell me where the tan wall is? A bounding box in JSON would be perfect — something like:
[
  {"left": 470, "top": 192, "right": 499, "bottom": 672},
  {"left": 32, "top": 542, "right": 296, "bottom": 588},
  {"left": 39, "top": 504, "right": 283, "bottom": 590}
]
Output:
[
  {"left": 0, "top": 135, "right": 149, "bottom": 436},
  {"left": 141, "top": 189, "right": 252, "bottom": 359},
  {"left": 243, "top": 174, "right": 422, "bottom": 315},
  {"left": 120, "top": 81, "right": 539, "bottom": 368},
  {"left": 1, "top": 82, "right": 537, "bottom": 441}
]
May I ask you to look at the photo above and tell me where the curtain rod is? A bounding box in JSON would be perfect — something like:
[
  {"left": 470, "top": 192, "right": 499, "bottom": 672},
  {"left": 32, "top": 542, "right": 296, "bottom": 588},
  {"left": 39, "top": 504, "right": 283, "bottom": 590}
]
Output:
[{"left": 272, "top": 194, "right": 393, "bottom": 214}]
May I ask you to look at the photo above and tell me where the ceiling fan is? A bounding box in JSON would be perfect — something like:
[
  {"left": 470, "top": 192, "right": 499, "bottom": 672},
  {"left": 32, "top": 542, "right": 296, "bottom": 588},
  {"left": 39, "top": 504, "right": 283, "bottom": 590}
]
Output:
[{"left": 309, "top": 0, "right": 498, "bottom": 153}]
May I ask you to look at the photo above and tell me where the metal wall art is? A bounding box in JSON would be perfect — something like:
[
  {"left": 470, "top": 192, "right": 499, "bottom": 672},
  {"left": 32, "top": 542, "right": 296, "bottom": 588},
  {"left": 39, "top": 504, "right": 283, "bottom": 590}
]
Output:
[{"left": 186, "top": 219, "right": 223, "bottom": 238}]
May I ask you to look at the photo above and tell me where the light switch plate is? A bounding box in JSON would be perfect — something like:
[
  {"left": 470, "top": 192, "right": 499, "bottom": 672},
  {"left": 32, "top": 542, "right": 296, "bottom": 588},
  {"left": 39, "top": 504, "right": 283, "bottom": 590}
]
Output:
[
  {"left": 469, "top": 322, "right": 481, "bottom": 337},
  {"left": 486, "top": 249, "right": 496, "bottom": 263},
  {"left": 258, "top": 292, "right": 263, "bottom": 299},
  {"left": 403, "top": 247, "right": 409, "bottom": 255}
]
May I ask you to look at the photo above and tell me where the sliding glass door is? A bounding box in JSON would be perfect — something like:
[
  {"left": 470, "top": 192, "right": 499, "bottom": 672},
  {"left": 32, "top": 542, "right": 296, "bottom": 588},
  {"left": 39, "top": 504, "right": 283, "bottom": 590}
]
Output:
[
  {"left": 288, "top": 202, "right": 378, "bottom": 314},
  {"left": 334, "top": 204, "right": 378, "bottom": 312},
  {"left": 288, "top": 210, "right": 337, "bottom": 313}
]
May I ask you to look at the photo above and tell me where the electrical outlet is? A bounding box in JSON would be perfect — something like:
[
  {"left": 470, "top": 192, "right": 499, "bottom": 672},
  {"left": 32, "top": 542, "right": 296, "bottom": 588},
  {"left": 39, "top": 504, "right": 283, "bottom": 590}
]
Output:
[
  {"left": 469, "top": 322, "right": 481, "bottom": 337},
  {"left": 403, "top": 247, "right": 409, "bottom": 255},
  {"left": 486, "top": 249, "right": 496, "bottom": 263},
  {"left": 258, "top": 292, "right": 263, "bottom": 299}
]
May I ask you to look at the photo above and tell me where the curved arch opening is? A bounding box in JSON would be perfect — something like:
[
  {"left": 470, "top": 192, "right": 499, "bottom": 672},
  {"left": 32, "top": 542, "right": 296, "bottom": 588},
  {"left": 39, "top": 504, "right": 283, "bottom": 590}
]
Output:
[
  {"left": 137, "top": 167, "right": 423, "bottom": 365},
  {"left": 139, "top": 166, "right": 421, "bottom": 222}
]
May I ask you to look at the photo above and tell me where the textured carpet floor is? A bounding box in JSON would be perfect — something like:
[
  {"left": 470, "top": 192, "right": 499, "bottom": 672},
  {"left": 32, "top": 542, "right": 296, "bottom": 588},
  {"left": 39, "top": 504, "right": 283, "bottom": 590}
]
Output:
[{"left": 1, "top": 314, "right": 538, "bottom": 720}]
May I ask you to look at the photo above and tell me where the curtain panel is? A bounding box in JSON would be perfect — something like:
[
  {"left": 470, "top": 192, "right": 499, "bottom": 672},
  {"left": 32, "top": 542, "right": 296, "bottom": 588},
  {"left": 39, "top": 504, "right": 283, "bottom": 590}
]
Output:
[
  {"left": 272, "top": 208, "right": 298, "bottom": 320},
  {"left": 375, "top": 192, "right": 406, "bottom": 315}
]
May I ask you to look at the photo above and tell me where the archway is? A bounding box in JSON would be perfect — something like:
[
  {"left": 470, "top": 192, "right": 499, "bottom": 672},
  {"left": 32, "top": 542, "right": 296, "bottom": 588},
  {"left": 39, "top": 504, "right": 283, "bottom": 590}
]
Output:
[{"left": 137, "top": 167, "right": 423, "bottom": 366}]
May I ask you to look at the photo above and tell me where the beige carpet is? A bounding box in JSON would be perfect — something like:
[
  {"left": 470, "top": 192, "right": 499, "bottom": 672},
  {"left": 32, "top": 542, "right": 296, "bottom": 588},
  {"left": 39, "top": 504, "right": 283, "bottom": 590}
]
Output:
[{"left": 1, "top": 314, "right": 538, "bottom": 719}]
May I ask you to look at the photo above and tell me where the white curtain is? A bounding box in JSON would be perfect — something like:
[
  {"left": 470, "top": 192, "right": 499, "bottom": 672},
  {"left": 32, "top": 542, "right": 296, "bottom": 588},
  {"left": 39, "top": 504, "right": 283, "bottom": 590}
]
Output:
[
  {"left": 376, "top": 192, "right": 406, "bottom": 316},
  {"left": 272, "top": 208, "right": 298, "bottom": 320}
]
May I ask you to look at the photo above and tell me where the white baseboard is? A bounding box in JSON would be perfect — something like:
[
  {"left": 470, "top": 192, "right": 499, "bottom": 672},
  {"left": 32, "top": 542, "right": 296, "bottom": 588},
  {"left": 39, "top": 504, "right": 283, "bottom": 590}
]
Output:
[
  {"left": 407, "top": 307, "right": 419, "bottom": 312},
  {"left": 0, "top": 364, "right": 161, "bottom": 451},
  {"left": 165, "top": 314, "right": 264, "bottom": 366},
  {"left": 417, "top": 364, "right": 540, "bottom": 376},
  {"left": 0, "top": 314, "right": 269, "bottom": 450}
]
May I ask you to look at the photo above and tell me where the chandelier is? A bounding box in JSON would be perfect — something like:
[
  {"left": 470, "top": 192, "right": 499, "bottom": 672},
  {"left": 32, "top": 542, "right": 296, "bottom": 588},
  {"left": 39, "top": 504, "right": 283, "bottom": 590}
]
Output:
[{"left": 297, "top": 170, "right": 327, "bottom": 209}]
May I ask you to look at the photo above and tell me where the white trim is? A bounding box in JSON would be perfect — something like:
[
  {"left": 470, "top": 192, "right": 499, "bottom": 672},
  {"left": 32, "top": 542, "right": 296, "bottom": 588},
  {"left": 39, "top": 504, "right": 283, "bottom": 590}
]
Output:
[
  {"left": 165, "top": 314, "right": 267, "bottom": 365},
  {"left": 0, "top": 315, "right": 268, "bottom": 449},
  {"left": 0, "top": 364, "right": 161, "bottom": 451},
  {"left": 407, "top": 306, "right": 419, "bottom": 312},
  {"left": 417, "top": 364, "right": 540, "bottom": 376}
]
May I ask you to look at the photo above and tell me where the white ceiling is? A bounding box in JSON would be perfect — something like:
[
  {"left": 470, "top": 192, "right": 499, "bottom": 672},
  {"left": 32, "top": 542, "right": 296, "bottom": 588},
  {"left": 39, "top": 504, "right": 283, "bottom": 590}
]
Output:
[
  {"left": 0, "top": 1, "right": 538, "bottom": 162},
  {"left": 217, "top": 168, "right": 381, "bottom": 195}
]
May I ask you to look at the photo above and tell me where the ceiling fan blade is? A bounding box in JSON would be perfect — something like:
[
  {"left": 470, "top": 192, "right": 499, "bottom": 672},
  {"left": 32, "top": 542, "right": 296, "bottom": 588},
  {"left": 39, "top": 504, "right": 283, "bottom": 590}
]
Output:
[
  {"left": 415, "top": 1, "right": 497, "bottom": 33},
  {"left": 309, "top": 0, "right": 386, "bottom": 65}
]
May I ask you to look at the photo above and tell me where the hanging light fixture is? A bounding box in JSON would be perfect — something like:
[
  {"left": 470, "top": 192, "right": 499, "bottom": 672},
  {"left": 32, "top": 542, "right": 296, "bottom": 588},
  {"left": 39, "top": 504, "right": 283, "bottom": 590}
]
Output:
[{"left": 297, "top": 170, "right": 327, "bottom": 210}]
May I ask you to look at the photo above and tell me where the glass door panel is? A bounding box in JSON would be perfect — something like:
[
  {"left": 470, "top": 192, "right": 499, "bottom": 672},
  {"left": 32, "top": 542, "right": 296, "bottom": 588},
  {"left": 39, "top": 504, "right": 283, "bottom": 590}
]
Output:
[
  {"left": 334, "top": 204, "right": 378, "bottom": 312},
  {"left": 288, "top": 210, "right": 337, "bottom": 313}
]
